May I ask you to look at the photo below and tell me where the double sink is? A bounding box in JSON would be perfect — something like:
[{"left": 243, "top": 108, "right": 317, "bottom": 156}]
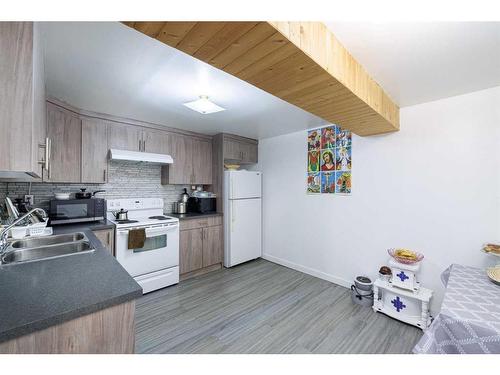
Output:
[{"left": 1, "top": 232, "right": 95, "bottom": 265}]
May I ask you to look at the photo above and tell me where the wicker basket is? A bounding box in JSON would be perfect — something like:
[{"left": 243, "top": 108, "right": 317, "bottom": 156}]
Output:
[
  {"left": 387, "top": 248, "right": 424, "bottom": 265},
  {"left": 486, "top": 266, "right": 500, "bottom": 285}
]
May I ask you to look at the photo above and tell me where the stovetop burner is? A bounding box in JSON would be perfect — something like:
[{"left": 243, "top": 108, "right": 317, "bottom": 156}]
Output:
[
  {"left": 114, "top": 219, "right": 139, "bottom": 224},
  {"left": 149, "top": 215, "right": 168, "bottom": 220}
]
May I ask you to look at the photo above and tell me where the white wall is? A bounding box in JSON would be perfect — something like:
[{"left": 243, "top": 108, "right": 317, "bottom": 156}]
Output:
[{"left": 257, "top": 86, "right": 500, "bottom": 314}]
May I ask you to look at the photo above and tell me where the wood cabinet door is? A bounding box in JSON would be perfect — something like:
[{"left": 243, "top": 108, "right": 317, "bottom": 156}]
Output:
[
  {"left": 143, "top": 129, "right": 170, "bottom": 154},
  {"left": 242, "top": 142, "right": 258, "bottom": 164},
  {"left": 192, "top": 138, "right": 212, "bottom": 184},
  {"left": 107, "top": 122, "right": 142, "bottom": 152},
  {"left": 81, "top": 118, "right": 109, "bottom": 183},
  {"left": 0, "top": 23, "right": 37, "bottom": 175},
  {"left": 202, "top": 225, "right": 223, "bottom": 268},
  {"left": 92, "top": 228, "right": 115, "bottom": 255},
  {"left": 223, "top": 138, "right": 243, "bottom": 161},
  {"left": 180, "top": 228, "right": 203, "bottom": 274},
  {"left": 167, "top": 134, "right": 193, "bottom": 184},
  {"left": 45, "top": 103, "right": 81, "bottom": 183}
]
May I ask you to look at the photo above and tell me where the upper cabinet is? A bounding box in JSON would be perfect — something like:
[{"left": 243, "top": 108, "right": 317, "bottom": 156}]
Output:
[
  {"left": 161, "top": 134, "right": 212, "bottom": 185},
  {"left": 45, "top": 103, "right": 82, "bottom": 183},
  {"left": 192, "top": 138, "right": 213, "bottom": 185},
  {"left": 143, "top": 129, "right": 170, "bottom": 154},
  {"left": 108, "top": 123, "right": 143, "bottom": 152},
  {"left": 41, "top": 99, "right": 213, "bottom": 185},
  {"left": 45, "top": 103, "right": 111, "bottom": 184},
  {"left": 81, "top": 118, "right": 109, "bottom": 183},
  {"left": 164, "top": 134, "right": 193, "bottom": 185},
  {"left": 0, "top": 22, "right": 47, "bottom": 179},
  {"left": 223, "top": 135, "right": 258, "bottom": 164},
  {"left": 108, "top": 124, "right": 171, "bottom": 154}
]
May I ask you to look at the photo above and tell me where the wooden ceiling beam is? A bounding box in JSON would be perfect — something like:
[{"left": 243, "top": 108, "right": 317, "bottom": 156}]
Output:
[{"left": 122, "top": 21, "right": 399, "bottom": 136}]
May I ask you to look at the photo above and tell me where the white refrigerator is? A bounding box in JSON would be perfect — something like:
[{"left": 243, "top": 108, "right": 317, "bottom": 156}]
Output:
[{"left": 223, "top": 170, "right": 262, "bottom": 267}]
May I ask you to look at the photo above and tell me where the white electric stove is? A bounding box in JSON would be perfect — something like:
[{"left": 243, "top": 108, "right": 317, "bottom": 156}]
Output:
[{"left": 107, "top": 198, "right": 179, "bottom": 294}]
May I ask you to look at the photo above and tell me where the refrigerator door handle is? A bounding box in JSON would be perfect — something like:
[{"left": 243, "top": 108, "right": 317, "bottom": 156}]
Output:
[
  {"left": 230, "top": 175, "right": 234, "bottom": 199},
  {"left": 231, "top": 200, "right": 235, "bottom": 232}
]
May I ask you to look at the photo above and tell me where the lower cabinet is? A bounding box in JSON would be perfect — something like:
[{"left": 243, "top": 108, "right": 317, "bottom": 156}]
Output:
[
  {"left": 179, "top": 216, "right": 223, "bottom": 279},
  {"left": 202, "top": 225, "right": 223, "bottom": 268},
  {"left": 0, "top": 301, "right": 135, "bottom": 354},
  {"left": 180, "top": 227, "right": 203, "bottom": 273},
  {"left": 92, "top": 228, "right": 115, "bottom": 256}
]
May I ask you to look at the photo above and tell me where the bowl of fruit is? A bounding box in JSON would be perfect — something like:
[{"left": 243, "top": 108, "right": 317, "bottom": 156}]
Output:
[{"left": 387, "top": 248, "right": 424, "bottom": 265}]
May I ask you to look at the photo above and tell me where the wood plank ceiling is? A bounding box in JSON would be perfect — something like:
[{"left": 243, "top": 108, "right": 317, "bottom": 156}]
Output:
[{"left": 122, "top": 22, "right": 399, "bottom": 136}]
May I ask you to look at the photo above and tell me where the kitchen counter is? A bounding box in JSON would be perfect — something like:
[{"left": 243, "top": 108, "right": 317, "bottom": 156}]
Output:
[
  {"left": 49, "top": 218, "right": 115, "bottom": 232},
  {"left": 167, "top": 212, "right": 223, "bottom": 220},
  {"left": 0, "top": 226, "right": 142, "bottom": 344}
]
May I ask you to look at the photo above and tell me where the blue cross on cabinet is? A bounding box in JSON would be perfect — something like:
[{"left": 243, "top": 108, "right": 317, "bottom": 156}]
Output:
[
  {"left": 397, "top": 271, "right": 409, "bottom": 282},
  {"left": 391, "top": 296, "right": 406, "bottom": 312}
]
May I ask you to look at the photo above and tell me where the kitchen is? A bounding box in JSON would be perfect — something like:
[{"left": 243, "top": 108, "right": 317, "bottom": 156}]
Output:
[
  {"left": 0, "top": 21, "right": 267, "bottom": 353},
  {"left": 1, "top": 13, "right": 499, "bottom": 362}
]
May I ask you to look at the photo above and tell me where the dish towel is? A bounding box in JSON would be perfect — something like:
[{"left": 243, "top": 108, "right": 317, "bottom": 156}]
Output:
[{"left": 128, "top": 228, "right": 146, "bottom": 249}]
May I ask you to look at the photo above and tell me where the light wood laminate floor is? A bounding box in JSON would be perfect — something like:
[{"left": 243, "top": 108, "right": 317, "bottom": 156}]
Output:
[{"left": 135, "top": 259, "right": 422, "bottom": 354}]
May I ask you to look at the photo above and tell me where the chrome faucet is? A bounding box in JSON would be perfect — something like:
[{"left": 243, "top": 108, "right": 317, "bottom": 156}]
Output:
[{"left": 0, "top": 208, "right": 47, "bottom": 254}]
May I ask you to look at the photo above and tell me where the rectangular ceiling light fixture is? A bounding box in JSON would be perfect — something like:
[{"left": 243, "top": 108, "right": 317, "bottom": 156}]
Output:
[{"left": 183, "top": 95, "right": 225, "bottom": 114}]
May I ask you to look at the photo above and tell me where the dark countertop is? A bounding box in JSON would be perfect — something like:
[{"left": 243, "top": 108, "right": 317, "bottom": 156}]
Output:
[
  {"left": 167, "top": 212, "right": 223, "bottom": 220},
  {"left": 0, "top": 225, "right": 142, "bottom": 344},
  {"left": 49, "top": 219, "right": 115, "bottom": 232}
]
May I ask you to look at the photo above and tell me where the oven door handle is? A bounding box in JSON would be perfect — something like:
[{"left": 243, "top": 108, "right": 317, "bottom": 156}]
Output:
[
  {"left": 117, "top": 225, "right": 178, "bottom": 236},
  {"left": 145, "top": 227, "right": 172, "bottom": 237}
]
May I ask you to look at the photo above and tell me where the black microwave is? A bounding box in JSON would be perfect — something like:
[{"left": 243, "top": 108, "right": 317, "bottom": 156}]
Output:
[
  {"left": 49, "top": 198, "right": 106, "bottom": 225},
  {"left": 187, "top": 197, "right": 216, "bottom": 214}
]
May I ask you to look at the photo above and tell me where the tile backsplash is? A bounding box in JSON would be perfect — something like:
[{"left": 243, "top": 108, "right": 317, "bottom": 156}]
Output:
[{"left": 0, "top": 161, "right": 190, "bottom": 213}]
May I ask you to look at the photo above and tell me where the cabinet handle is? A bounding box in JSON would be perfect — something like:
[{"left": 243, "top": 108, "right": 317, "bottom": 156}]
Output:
[
  {"left": 139, "top": 139, "right": 142, "bottom": 152},
  {"left": 143, "top": 140, "right": 146, "bottom": 152},
  {"left": 38, "top": 137, "right": 50, "bottom": 174},
  {"left": 46, "top": 138, "right": 51, "bottom": 180},
  {"left": 103, "top": 169, "right": 106, "bottom": 182}
]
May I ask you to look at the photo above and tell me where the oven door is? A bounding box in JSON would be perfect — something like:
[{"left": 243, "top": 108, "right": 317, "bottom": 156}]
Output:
[{"left": 115, "top": 223, "right": 179, "bottom": 277}]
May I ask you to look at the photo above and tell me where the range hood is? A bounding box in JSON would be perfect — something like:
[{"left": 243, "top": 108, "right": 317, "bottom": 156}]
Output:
[
  {"left": 109, "top": 149, "right": 174, "bottom": 164},
  {"left": 0, "top": 171, "right": 41, "bottom": 181}
]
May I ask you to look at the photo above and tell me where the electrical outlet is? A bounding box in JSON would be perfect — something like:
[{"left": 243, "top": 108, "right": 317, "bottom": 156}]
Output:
[{"left": 24, "top": 195, "right": 34, "bottom": 205}]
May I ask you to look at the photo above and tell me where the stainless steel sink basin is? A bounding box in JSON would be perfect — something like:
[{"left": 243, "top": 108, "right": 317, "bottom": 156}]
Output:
[
  {"left": 2, "top": 241, "right": 94, "bottom": 264},
  {"left": 1, "top": 232, "right": 95, "bottom": 265},
  {"left": 10, "top": 232, "right": 85, "bottom": 249}
]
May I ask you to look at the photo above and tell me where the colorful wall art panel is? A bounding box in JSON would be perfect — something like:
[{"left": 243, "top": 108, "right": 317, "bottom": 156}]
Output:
[
  {"left": 307, "top": 125, "right": 352, "bottom": 195},
  {"left": 336, "top": 128, "right": 352, "bottom": 147},
  {"left": 335, "top": 171, "right": 352, "bottom": 194},
  {"left": 307, "top": 172, "right": 321, "bottom": 194},
  {"left": 336, "top": 146, "right": 351, "bottom": 171},
  {"left": 321, "top": 172, "right": 336, "bottom": 193},
  {"left": 308, "top": 129, "right": 321, "bottom": 150},
  {"left": 320, "top": 149, "right": 335, "bottom": 171},
  {"left": 308, "top": 150, "right": 320, "bottom": 172}
]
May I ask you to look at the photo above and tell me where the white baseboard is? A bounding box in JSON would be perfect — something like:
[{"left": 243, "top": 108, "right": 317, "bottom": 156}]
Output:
[{"left": 262, "top": 253, "right": 352, "bottom": 289}]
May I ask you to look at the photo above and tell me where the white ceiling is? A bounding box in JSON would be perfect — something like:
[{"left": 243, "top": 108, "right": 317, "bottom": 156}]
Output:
[
  {"left": 41, "top": 22, "right": 326, "bottom": 140},
  {"left": 42, "top": 22, "right": 500, "bottom": 140},
  {"left": 326, "top": 22, "right": 500, "bottom": 107}
]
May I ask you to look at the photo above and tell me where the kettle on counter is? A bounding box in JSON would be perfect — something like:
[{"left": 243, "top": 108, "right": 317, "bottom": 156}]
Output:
[
  {"left": 113, "top": 208, "right": 129, "bottom": 221},
  {"left": 180, "top": 188, "right": 190, "bottom": 203}
]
